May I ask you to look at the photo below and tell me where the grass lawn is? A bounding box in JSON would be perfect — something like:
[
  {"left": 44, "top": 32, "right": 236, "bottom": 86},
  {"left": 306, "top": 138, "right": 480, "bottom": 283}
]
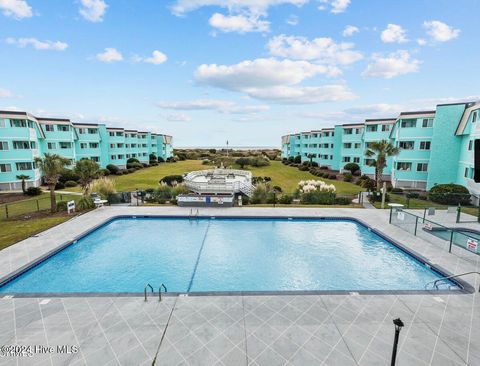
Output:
[
  {"left": 0, "top": 216, "right": 71, "bottom": 251},
  {"left": 371, "top": 193, "right": 449, "bottom": 210},
  {"left": 79, "top": 160, "right": 363, "bottom": 195}
]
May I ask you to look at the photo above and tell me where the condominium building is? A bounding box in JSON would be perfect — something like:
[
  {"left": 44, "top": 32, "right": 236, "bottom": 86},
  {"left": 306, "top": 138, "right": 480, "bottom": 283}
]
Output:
[
  {"left": 281, "top": 101, "right": 480, "bottom": 193},
  {"left": 0, "top": 110, "right": 173, "bottom": 190}
]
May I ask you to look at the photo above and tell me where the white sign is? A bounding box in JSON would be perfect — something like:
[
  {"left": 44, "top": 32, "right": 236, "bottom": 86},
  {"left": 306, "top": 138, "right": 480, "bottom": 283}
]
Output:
[
  {"left": 397, "top": 212, "right": 405, "bottom": 221},
  {"left": 178, "top": 196, "right": 205, "bottom": 203},
  {"left": 467, "top": 238, "right": 478, "bottom": 252},
  {"left": 424, "top": 223, "right": 432, "bottom": 231},
  {"left": 67, "top": 200, "right": 75, "bottom": 214}
]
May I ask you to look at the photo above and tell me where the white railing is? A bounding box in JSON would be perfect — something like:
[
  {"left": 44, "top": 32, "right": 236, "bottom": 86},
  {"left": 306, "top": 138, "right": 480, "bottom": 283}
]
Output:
[{"left": 185, "top": 180, "right": 255, "bottom": 197}]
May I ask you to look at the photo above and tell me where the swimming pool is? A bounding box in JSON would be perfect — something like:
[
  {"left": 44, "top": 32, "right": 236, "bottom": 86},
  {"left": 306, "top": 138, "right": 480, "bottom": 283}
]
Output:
[{"left": 0, "top": 217, "right": 458, "bottom": 293}]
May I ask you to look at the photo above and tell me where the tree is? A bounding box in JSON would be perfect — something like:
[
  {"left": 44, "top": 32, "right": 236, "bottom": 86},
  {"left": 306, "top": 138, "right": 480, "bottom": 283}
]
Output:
[
  {"left": 74, "top": 159, "right": 100, "bottom": 194},
  {"left": 16, "top": 174, "right": 31, "bottom": 193},
  {"left": 307, "top": 153, "right": 314, "bottom": 166},
  {"left": 235, "top": 157, "right": 250, "bottom": 169},
  {"left": 34, "top": 154, "right": 70, "bottom": 213},
  {"left": 364, "top": 140, "right": 399, "bottom": 190}
]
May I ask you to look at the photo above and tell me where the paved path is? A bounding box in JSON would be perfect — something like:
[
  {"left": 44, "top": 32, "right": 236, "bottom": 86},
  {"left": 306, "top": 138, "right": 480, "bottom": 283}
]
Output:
[{"left": 0, "top": 206, "right": 479, "bottom": 365}]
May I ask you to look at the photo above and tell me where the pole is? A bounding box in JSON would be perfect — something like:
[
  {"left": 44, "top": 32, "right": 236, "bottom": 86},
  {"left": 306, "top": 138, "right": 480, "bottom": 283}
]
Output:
[
  {"left": 381, "top": 181, "right": 386, "bottom": 209},
  {"left": 456, "top": 203, "right": 461, "bottom": 223},
  {"left": 391, "top": 318, "right": 404, "bottom": 366}
]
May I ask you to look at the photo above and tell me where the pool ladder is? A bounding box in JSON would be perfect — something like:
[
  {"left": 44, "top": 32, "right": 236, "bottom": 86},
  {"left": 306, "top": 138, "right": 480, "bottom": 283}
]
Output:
[
  {"left": 189, "top": 208, "right": 199, "bottom": 220},
  {"left": 144, "top": 283, "right": 168, "bottom": 301},
  {"left": 425, "top": 271, "right": 480, "bottom": 291}
]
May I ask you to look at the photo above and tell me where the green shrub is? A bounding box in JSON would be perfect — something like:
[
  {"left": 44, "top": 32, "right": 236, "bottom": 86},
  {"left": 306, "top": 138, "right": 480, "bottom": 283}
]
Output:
[
  {"left": 153, "top": 185, "right": 173, "bottom": 201},
  {"left": 99, "top": 168, "right": 110, "bottom": 176},
  {"left": 311, "top": 161, "right": 319, "bottom": 167},
  {"left": 273, "top": 185, "right": 282, "bottom": 193},
  {"left": 64, "top": 180, "right": 77, "bottom": 188},
  {"left": 127, "top": 168, "right": 136, "bottom": 173},
  {"left": 406, "top": 192, "right": 420, "bottom": 199},
  {"left": 55, "top": 181, "right": 65, "bottom": 190},
  {"left": 343, "top": 163, "right": 360, "bottom": 174},
  {"left": 343, "top": 173, "right": 353, "bottom": 182},
  {"left": 334, "top": 196, "right": 352, "bottom": 205},
  {"left": 127, "top": 162, "right": 143, "bottom": 170},
  {"left": 251, "top": 184, "right": 269, "bottom": 204},
  {"left": 298, "top": 165, "right": 309, "bottom": 171},
  {"left": 251, "top": 157, "right": 270, "bottom": 167},
  {"left": 56, "top": 201, "right": 68, "bottom": 212},
  {"left": 160, "top": 175, "right": 184, "bottom": 186},
  {"left": 279, "top": 194, "right": 293, "bottom": 204},
  {"left": 172, "top": 184, "right": 190, "bottom": 197},
  {"left": 293, "top": 155, "right": 301, "bottom": 164},
  {"left": 328, "top": 174, "right": 337, "bottom": 180},
  {"left": 288, "top": 156, "right": 294, "bottom": 163},
  {"left": 235, "top": 157, "right": 250, "bottom": 169},
  {"left": 88, "top": 177, "right": 116, "bottom": 199},
  {"left": 390, "top": 187, "right": 404, "bottom": 193},
  {"left": 127, "top": 158, "right": 140, "bottom": 164},
  {"left": 106, "top": 164, "right": 119, "bottom": 174},
  {"left": 300, "top": 191, "right": 336, "bottom": 205},
  {"left": 429, "top": 184, "right": 471, "bottom": 205},
  {"left": 25, "top": 186, "right": 42, "bottom": 196},
  {"left": 158, "top": 157, "right": 165, "bottom": 163},
  {"left": 59, "top": 169, "right": 80, "bottom": 183},
  {"left": 77, "top": 197, "right": 95, "bottom": 210}
]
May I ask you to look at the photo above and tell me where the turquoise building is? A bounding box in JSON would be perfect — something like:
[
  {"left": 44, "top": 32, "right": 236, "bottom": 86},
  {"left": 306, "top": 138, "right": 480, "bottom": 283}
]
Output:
[
  {"left": 282, "top": 101, "right": 480, "bottom": 193},
  {"left": 0, "top": 110, "right": 173, "bottom": 190}
]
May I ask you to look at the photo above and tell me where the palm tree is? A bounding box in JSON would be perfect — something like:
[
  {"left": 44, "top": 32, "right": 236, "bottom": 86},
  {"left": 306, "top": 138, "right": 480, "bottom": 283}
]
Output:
[
  {"left": 16, "top": 174, "right": 31, "bottom": 193},
  {"left": 365, "top": 140, "right": 399, "bottom": 190},
  {"left": 74, "top": 159, "right": 100, "bottom": 195},
  {"left": 34, "top": 154, "right": 70, "bottom": 213}
]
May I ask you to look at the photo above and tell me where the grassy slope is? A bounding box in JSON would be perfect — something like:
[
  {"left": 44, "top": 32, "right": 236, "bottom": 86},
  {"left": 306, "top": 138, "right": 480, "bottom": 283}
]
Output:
[{"left": 86, "top": 160, "right": 362, "bottom": 195}]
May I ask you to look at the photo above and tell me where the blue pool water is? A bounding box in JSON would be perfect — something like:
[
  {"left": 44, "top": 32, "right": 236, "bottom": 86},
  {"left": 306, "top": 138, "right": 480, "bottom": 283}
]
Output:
[{"left": 0, "top": 218, "right": 455, "bottom": 293}]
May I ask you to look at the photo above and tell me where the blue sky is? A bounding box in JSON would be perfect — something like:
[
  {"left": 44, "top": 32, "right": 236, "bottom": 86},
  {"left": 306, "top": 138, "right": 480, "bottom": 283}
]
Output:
[{"left": 0, "top": 0, "right": 478, "bottom": 147}]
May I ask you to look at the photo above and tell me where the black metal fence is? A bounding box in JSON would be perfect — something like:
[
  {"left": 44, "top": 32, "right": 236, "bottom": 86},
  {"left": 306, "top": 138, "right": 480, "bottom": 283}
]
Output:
[{"left": 0, "top": 194, "right": 81, "bottom": 220}]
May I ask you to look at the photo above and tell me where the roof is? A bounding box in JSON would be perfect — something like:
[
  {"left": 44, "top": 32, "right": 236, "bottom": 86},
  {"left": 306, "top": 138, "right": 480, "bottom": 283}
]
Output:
[
  {"left": 399, "top": 110, "right": 435, "bottom": 116},
  {"left": 72, "top": 122, "right": 99, "bottom": 127},
  {"left": 364, "top": 118, "right": 396, "bottom": 122},
  {"left": 0, "top": 110, "right": 28, "bottom": 116}
]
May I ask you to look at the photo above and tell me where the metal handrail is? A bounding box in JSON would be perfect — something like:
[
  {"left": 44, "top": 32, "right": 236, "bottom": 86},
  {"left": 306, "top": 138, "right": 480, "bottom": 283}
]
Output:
[
  {"left": 159, "top": 284, "right": 167, "bottom": 301},
  {"left": 425, "top": 271, "right": 480, "bottom": 291},
  {"left": 144, "top": 283, "right": 154, "bottom": 301}
]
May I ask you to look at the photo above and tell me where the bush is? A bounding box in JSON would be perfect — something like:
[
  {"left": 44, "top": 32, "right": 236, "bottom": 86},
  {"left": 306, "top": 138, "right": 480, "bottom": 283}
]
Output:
[
  {"left": 251, "top": 157, "right": 270, "bottom": 167},
  {"left": 160, "top": 175, "right": 184, "bottom": 186},
  {"left": 122, "top": 170, "right": 129, "bottom": 175},
  {"left": 127, "top": 158, "right": 140, "bottom": 164},
  {"left": 353, "top": 170, "right": 361, "bottom": 176},
  {"left": 64, "top": 180, "right": 77, "bottom": 188},
  {"left": 25, "top": 186, "right": 42, "bottom": 196},
  {"left": 335, "top": 196, "right": 352, "bottom": 205},
  {"left": 88, "top": 177, "right": 116, "bottom": 199},
  {"left": 273, "top": 185, "right": 282, "bottom": 193},
  {"left": 241, "top": 194, "right": 250, "bottom": 205},
  {"left": 361, "top": 178, "right": 376, "bottom": 190},
  {"left": 279, "top": 194, "right": 293, "bottom": 204},
  {"left": 301, "top": 191, "right": 336, "bottom": 205},
  {"left": 59, "top": 169, "right": 80, "bottom": 183},
  {"left": 293, "top": 155, "right": 301, "bottom": 164},
  {"left": 429, "top": 184, "right": 471, "bottom": 205},
  {"left": 99, "top": 168, "right": 110, "bottom": 176},
  {"left": 116, "top": 171, "right": 124, "bottom": 176},
  {"left": 77, "top": 197, "right": 95, "bottom": 210},
  {"left": 319, "top": 166, "right": 329, "bottom": 170},
  {"left": 390, "top": 187, "right": 404, "bottom": 193},
  {"left": 368, "top": 191, "right": 390, "bottom": 203},
  {"left": 235, "top": 157, "right": 250, "bottom": 169},
  {"left": 127, "top": 168, "right": 136, "bottom": 173},
  {"left": 343, "top": 173, "right": 353, "bottom": 182},
  {"left": 406, "top": 192, "right": 420, "bottom": 199},
  {"left": 157, "top": 157, "right": 165, "bottom": 163},
  {"left": 298, "top": 165, "right": 309, "bottom": 171},
  {"left": 288, "top": 156, "right": 294, "bottom": 162},
  {"left": 106, "top": 164, "right": 120, "bottom": 174},
  {"left": 56, "top": 201, "right": 68, "bottom": 212},
  {"left": 251, "top": 184, "right": 270, "bottom": 204},
  {"left": 142, "top": 163, "right": 149, "bottom": 168},
  {"left": 343, "top": 163, "right": 360, "bottom": 174},
  {"left": 311, "top": 161, "right": 319, "bottom": 167},
  {"left": 152, "top": 185, "right": 173, "bottom": 201},
  {"left": 55, "top": 181, "right": 65, "bottom": 190},
  {"left": 172, "top": 184, "right": 190, "bottom": 197},
  {"left": 127, "top": 162, "right": 143, "bottom": 170},
  {"left": 302, "top": 161, "right": 309, "bottom": 166},
  {"left": 328, "top": 174, "right": 337, "bottom": 180}
]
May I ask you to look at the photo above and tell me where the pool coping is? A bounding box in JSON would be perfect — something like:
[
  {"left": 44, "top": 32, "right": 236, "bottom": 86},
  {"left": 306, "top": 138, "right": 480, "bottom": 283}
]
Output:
[{"left": 0, "top": 214, "right": 474, "bottom": 296}]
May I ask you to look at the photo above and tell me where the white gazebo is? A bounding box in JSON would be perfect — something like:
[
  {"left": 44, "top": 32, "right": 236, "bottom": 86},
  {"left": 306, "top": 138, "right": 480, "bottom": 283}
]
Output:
[{"left": 184, "top": 168, "right": 254, "bottom": 196}]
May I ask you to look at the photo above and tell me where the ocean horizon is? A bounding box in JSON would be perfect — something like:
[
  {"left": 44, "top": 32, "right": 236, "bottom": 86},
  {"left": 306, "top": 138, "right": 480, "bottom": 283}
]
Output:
[{"left": 175, "top": 146, "right": 281, "bottom": 150}]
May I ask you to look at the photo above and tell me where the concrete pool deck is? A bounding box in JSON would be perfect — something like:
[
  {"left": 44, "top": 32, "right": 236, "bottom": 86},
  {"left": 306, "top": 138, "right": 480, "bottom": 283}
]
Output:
[{"left": 0, "top": 206, "right": 479, "bottom": 365}]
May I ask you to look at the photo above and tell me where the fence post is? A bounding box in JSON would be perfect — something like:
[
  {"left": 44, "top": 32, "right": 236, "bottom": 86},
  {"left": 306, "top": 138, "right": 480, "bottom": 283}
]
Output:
[
  {"left": 406, "top": 196, "right": 410, "bottom": 209},
  {"left": 478, "top": 206, "right": 480, "bottom": 223},
  {"left": 5, "top": 205, "right": 8, "bottom": 219},
  {"left": 389, "top": 207, "right": 393, "bottom": 224},
  {"left": 456, "top": 204, "right": 461, "bottom": 223},
  {"left": 449, "top": 230, "right": 454, "bottom": 253},
  {"left": 423, "top": 208, "right": 427, "bottom": 223},
  {"left": 414, "top": 217, "right": 418, "bottom": 236},
  {"left": 36, "top": 199, "right": 40, "bottom": 211}
]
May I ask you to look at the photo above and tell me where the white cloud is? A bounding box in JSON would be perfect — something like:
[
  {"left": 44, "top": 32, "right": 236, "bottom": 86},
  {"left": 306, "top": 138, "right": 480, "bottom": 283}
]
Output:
[
  {"left": 318, "top": 0, "right": 351, "bottom": 14},
  {"left": 286, "top": 14, "right": 298, "bottom": 25},
  {"left": 362, "top": 50, "right": 420, "bottom": 79},
  {"left": 0, "top": 0, "right": 32, "bottom": 19},
  {"left": 342, "top": 25, "right": 358, "bottom": 37},
  {"left": 267, "top": 34, "right": 362, "bottom": 73},
  {"left": 417, "top": 38, "right": 427, "bottom": 46},
  {"left": 79, "top": 0, "right": 107, "bottom": 22},
  {"left": 194, "top": 58, "right": 356, "bottom": 104},
  {"left": 209, "top": 13, "right": 269, "bottom": 33},
  {"left": 6, "top": 37, "right": 68, "bottom": 51},
  {"left": 171, "top": 0, "right": 307, "bottom": 16},
  {"left": 157, "top": 99, "right": 270, "bottom": 114},
  {"left": 423, "top": 20, "right": 460, "bottom": 42},
  {"left": 142, "top": 50, "right": 168, "bottom": 65},
  {"left": 165, "top": 113, "right": 191, "bottom": 122},
  {"left": 0, "top": 88, "right": 13, "bottom": 98},
  {"left": 381, "top": 24, "right": 408, "bottom": 43},
  {"left": 96, "top": 48, "right": 123, "bottom": 63}
]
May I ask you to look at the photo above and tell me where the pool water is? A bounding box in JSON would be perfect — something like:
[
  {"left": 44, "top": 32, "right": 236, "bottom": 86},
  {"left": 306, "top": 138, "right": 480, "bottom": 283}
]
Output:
[{"left": 0, "top": 218, "right": 455, "bottom": 293}]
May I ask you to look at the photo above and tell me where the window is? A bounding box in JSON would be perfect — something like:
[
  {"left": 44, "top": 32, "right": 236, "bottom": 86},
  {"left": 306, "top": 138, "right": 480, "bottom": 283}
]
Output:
[
  {"left": 0, "top": 141, "right": 8, "bottom": 150},
  {"left": 88, "top": 128, "right": 97, "bottom": 134},
  {"left": 0, "top": 119, "right": 7, "bottom": 128},
  {"left": 354, "top": 143, "right": 361, "bottom": 149},
  {"left": 342, "top": 157, "right": 351, "bottom": 162},
  {"left": 89, "top": 143, "right": 99, "bottom": 148},
  {"left": 116, "top": 132, "right": 123, "bottom": 136},
  {"left": 417, "top": 163, "right": 428, "bottom": 172},
  {"left": 419, "top": 141, "right": 431, "bottom": 150},
  {"left": 365, "top": 142, "right": 375, "bottom": 148},
  {"left": 58, "top": 125, "right": 70, "bottom": 132},
  {"left": 118, "top": 143, "right": 124, "bottom": 148},
  {"left": 109, "top": 132, "right": 115, "bottom": 137},
  {"left": 399, "top": 141, "right": 414, "bottom": 150},
  {"left": 422, "top": 118, "right": 433, "bottom": 128},
  {"left": 343, "top": 143, "right": 352, "bottom": 149},
  {"left": 80, "top": 143, "right": 88, "bottom": 149},
  {"left": 381, "top": 124, "right": 391, "bottom": 132},
  {"left": 118, "top": 154, "right": 124, "bottom": 159},
  {"left": 400, "top": 120, "right": 416, "bottom": 128},
  {"left": 365, "top": 158, "right": 375, "bottom": 166},
  {"left": 110, "top": 144, "right": 115, "bottom": 148},
  {"left": 344, "top": 128, "right": 353, "bottom": 135},
  {"left": 325, "top": 132, "right": 330, "bottom": 137},
  {"left": 355, "top": 128, "right": 363, "bottom": 134},
  {"left": 16, "top": 162, "right": 34, "bottom": 170},
  {"left": 11, "top": 119, "right": 27, "bottom": 128},
  {"left": 13, "top": 141, "right": 31, "bottom": 149},
  {"left": 472, "top": 111, "right": 477, "bottom": 123},
  {"left": 0, "top": 164, "right": 12, "bottom": 172},
  {"left": 59, "top": 142, "right": 72, "bottom": 149},
  {"left": 78, "top": 128, "right": 86, "bottom": 134},
  {"left": 91, "top": 157, "right": 100, "bottom": 162},
  {"left": 396, "top": 162, "right": 412, "bottom": 171},
  {"left": 47, "top": 142, "right": 56, "bottom": 149},
  {"left": 45, "top": 124, "right": 55, "bottom": 132},
  {"left": 469, "top": 140, "right": 473, "bottom": 151},
  {"left": 366, "top": 124, "right": 378, "bottom": 132},
  {"left": 111, "top": 155, "right": 116, "bottom": 160},
  {"left": 353, "top": 157, "right": 360, "bottom": 163}
]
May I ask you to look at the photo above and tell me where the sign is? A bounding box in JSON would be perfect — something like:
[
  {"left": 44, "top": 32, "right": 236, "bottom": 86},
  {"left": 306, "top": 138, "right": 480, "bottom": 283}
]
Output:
[
  {"left": 424, "top": 223, "right": 432, "bottom": 231},
  {"left": 178, "top": 196, "right": 205, "bottom": 203},
  {"left": 467, "top": 238, "right": 478, "bottom": 252},
  {"left": 397, "top": 212, "right": 405, "bottom": 221},
  {"left": 67, "top": 200, "right": 75, "bottom": 214},
  {"left": 428, "top": 207, "right": 436, "bottom": 216}
]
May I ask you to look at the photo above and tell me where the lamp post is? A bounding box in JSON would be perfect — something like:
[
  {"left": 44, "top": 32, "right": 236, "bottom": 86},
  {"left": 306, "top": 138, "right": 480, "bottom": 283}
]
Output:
[{"left": 391, "top": 318, "right": 404, "bottom": 366}]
